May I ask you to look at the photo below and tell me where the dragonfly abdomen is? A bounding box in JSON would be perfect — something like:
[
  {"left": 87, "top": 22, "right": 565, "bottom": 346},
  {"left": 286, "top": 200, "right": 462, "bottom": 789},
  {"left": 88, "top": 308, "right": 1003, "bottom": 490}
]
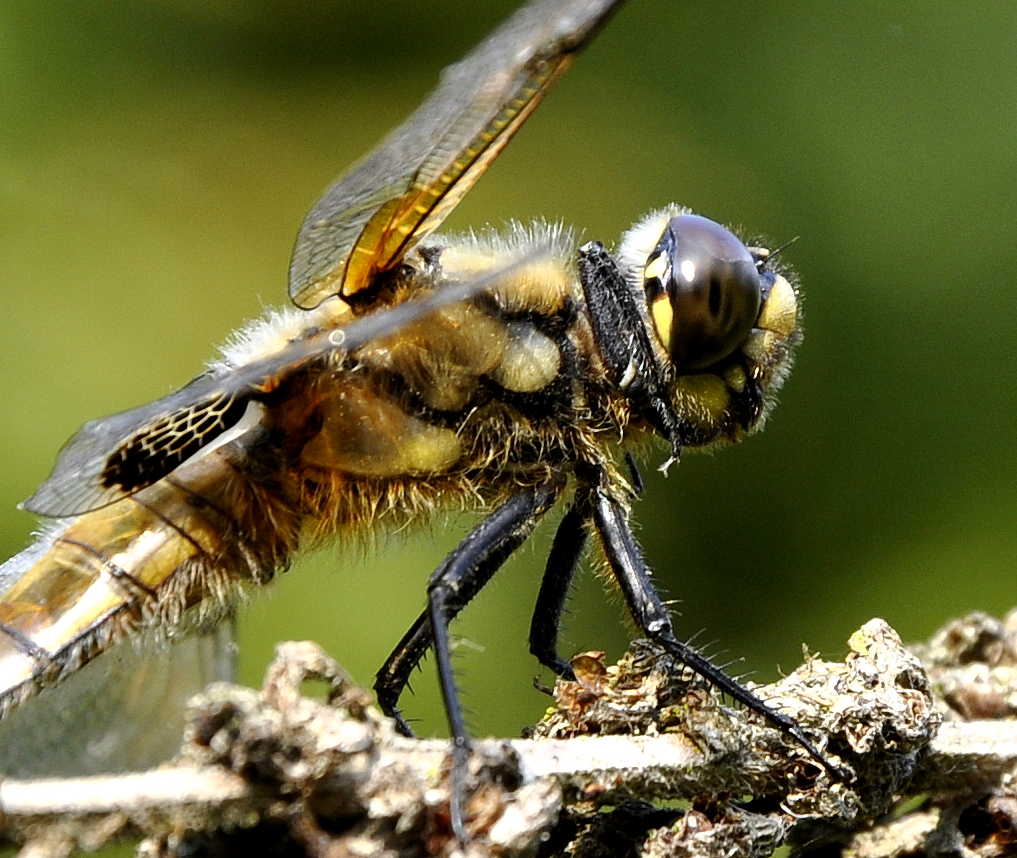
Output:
[{"left": 0, "top": 447, "right": 296, "bottom": 716}]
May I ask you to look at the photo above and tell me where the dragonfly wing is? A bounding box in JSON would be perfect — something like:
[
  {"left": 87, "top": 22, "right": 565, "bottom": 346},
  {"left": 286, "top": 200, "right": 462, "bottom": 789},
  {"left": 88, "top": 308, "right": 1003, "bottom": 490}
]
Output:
[
  {"left": 25, "top": 251, "right": 552, "bottom": 517},
  {"left": 288, "top": 0, "right": 625, "bottom": 308},
  {"left": 21, "top": 374, "right": 261, "bottom": 517},
  {"left": 0, "top": 613, "right": 234, "bottom": 777}
]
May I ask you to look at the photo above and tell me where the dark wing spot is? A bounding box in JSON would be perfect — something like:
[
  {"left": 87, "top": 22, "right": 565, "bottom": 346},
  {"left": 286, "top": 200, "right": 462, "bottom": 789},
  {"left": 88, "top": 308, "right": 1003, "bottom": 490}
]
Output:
[{"left": 100, "top": 395, "right": 250, "bottom": 493}]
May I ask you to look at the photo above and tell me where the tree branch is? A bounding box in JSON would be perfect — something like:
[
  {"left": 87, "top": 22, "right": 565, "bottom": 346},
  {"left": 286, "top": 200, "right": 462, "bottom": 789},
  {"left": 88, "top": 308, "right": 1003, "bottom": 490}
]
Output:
[{"left": 4, "top": 614, "right": 1017, "bottom": 857}]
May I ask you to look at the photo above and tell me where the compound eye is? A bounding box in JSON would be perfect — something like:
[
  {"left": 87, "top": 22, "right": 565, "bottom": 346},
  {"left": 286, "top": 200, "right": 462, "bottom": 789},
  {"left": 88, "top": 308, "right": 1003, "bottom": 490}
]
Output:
[{"left": 643, "top": 214, "right": 762, "bottom": 373}]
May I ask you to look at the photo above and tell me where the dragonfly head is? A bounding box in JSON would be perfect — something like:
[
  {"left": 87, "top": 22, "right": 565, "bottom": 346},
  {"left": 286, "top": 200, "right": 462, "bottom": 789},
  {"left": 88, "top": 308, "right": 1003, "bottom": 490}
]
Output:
[{"left": 615, "top": 207, "right": 802, "bottom": 451}]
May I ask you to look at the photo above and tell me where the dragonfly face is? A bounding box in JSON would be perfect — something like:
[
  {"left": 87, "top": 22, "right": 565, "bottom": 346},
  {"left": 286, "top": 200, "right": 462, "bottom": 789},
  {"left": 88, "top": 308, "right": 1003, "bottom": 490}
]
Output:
[{"left": 0, "top": 0, "right": 822, "bottom": 812}]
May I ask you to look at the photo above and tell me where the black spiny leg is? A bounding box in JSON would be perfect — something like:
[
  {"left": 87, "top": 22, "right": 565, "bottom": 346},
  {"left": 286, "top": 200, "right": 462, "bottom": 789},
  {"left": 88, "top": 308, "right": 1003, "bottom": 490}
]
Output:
[
  {"left": 374, "top": 481, "right": 560, "bottom": 838},
  {"left": 528, "top": 495, "right": 593, "bottom": 680},
  {"left": 588, "top": 474, "right": 841, "bottom": 779},
  {"left": 527, "top": 459, "right": 644, "bottom": 681},
  {"left": 624, "top": 451, "right": 645, "bottom": 496},
  {"left": 374, "top": 611, "right": 430, "bottom": 737}
]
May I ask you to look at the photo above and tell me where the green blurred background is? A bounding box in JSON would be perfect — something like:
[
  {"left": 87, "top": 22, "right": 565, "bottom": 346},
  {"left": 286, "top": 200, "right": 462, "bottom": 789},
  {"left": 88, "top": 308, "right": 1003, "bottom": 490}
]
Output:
[{"left": 2, "top": 0, "right": 1016, "bottom": 743}]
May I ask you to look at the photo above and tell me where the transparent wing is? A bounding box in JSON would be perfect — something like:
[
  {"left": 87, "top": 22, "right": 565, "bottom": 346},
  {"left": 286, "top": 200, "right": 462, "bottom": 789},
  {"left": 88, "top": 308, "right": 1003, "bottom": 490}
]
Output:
[
  {"left": 288, "top": 0, "right": 624, "bottom": 308},
  {"left": 25, "top": 253, "right": 550, "bottom": 517},
  {"left": 0, "top": 610, "right": 234, "bottom": 777}
]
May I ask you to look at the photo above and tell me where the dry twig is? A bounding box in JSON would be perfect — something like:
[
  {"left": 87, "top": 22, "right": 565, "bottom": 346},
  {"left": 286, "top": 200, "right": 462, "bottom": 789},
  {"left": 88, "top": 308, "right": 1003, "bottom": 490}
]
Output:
[{"left": 4, "top": 614, "right": 1017, "bottom": 857}]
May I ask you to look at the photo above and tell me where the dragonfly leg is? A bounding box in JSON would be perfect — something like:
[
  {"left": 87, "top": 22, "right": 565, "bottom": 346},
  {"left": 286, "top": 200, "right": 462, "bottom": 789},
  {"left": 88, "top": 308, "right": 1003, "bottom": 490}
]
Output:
[
  {"left": 588, "top": 474, "right": 841, "bottom": 779},
  {"left": 527, "top": 495, "right": 593, "bottom": 680},
  {"left": 373, "top": 609, "right": 431, "bottom": 737},
  {"left": 374, "top": 480, "right": 560, "bottom": 838}
]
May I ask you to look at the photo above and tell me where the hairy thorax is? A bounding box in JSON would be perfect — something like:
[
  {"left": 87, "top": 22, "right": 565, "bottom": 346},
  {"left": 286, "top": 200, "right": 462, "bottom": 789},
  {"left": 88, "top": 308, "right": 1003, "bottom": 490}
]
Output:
[{"left": 237, "top": 226, "right": 625, "bottom": 542}]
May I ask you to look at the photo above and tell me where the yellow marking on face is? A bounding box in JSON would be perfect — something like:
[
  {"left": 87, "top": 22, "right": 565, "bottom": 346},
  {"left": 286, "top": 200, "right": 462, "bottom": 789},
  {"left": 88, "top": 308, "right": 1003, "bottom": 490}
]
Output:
[
  {"left": 489, "top": 323, "right": 561, "bottom": 393},
  {"left": 756, "top": 274, "right": 798, "bottom": 338},
  {"left": 650, "top": 293, "right": 673, "bottom": 351},
  {"left": 723, "top": 364, "right": 747, "bottom": 393},
  {"left": 672, "top": 373, "right": 730, "bottom": 429},
  {"left": 643, "top": 252, "right": 668, "bottom": 283},
  {"left": 741, "top": 329, "right": 779, "bottom": 366}
]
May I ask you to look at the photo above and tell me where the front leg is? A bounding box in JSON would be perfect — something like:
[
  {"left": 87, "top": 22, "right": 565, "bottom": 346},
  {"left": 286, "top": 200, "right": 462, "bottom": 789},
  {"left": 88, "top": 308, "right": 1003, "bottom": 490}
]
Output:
[
  {"left": 588, "top": 473, "right": 840, "bottom": 779},
  {"left": 527, "top": 459, "right": 645, "bottom": 678}
]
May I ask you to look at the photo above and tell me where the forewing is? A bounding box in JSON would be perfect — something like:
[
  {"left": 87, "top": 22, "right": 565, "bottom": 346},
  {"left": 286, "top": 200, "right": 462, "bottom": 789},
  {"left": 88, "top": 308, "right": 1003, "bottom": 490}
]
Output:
[
  {"left": 288, "top": 0, "right": 624, "bottom": 309},
  {"left": 25, "top": 252, "right": 551, "bottom": 517}
]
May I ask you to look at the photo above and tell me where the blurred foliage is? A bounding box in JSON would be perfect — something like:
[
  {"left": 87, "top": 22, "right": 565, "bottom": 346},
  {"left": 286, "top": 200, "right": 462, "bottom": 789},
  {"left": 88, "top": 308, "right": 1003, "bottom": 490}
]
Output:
[{"left": 2, "top": 0, "right": 1017, "bottom": 745}]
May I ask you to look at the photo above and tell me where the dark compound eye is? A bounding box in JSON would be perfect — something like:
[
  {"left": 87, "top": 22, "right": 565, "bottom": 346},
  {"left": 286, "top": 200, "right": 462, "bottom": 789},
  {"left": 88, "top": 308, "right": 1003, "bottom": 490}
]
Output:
[{"left": 643, "top": 214, "right": 762, "bottom": 374}]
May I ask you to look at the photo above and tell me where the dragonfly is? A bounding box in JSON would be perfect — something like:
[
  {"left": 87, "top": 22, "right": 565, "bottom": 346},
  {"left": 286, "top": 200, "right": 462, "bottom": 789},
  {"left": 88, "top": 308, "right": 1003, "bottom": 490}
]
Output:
[{"left": 0, "top": 0, "right": 832, "bottom": 833}]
